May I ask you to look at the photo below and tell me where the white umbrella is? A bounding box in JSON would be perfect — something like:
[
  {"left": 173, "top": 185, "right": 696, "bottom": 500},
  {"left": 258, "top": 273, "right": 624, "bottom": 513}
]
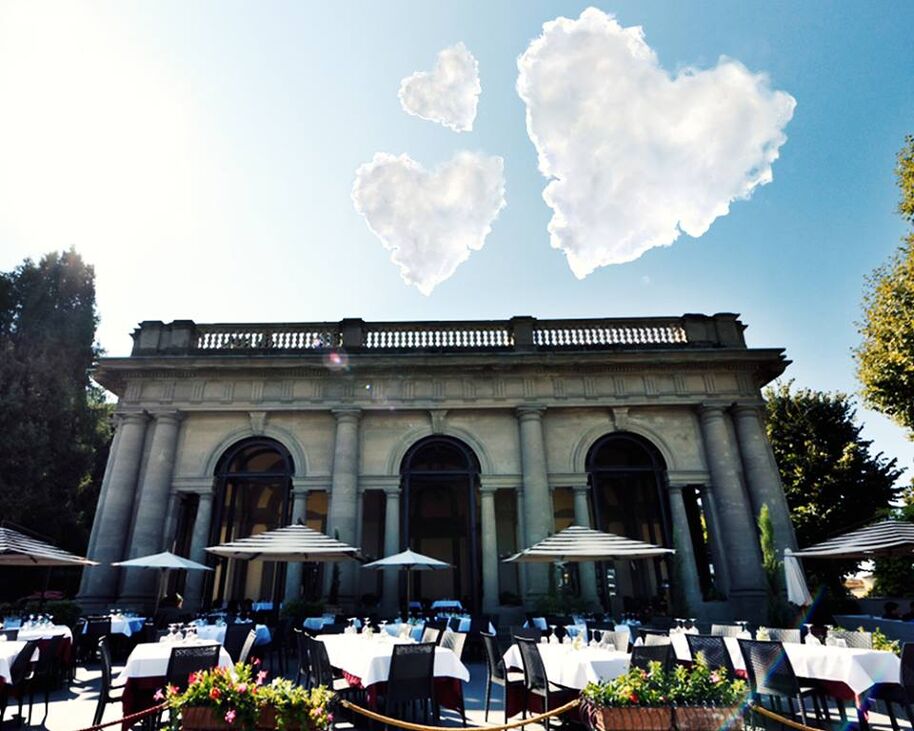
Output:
[
  {"left": 505, "top": 525, "right": 674, "bottom": 563},
  {"left": 0, "top": 525, "right": 97, "bottom": 567},
  {"left": 362, "top": 549, "right": 452, "bottom": 611},
  {"left": 112, "top": 551, "right": 213, "bottom": 614},
  {"left": 206, "top": 524, "right": 360, "bottom": 562},
  {"left": 789, "top": 520, "right": 914, "bottom": 559},
  {"left": 783, "top": 549, "right": 813, "bottom": 607}
]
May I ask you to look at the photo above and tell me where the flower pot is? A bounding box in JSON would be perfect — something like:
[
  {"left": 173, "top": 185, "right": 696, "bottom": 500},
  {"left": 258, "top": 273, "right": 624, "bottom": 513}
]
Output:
[
  {"left": 256, "top": 706, "right": 305, "bottom": 730},
  {"left": 674, "top": 705, "right": 744, "bottom": 731},
  {"left": 580, "top": 699, "right": 673, "bottom": 731},
  {"left": 181, "top": 707, "right": 232, "bottom": 731}
]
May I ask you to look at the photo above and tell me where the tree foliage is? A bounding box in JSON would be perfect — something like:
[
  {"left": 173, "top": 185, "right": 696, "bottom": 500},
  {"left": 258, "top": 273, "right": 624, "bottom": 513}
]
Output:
[
  {"left": 764, "top": 381, "right": 902, "bottom": 592},
  {"left": 857, "top": 136, "right": 914, "bottom": 433},
  {"left": 871, "top": 486, "right": 914, "bottom": 597},
  {"left": 0, "top": 250, "right": 112, "bottom": 597}
]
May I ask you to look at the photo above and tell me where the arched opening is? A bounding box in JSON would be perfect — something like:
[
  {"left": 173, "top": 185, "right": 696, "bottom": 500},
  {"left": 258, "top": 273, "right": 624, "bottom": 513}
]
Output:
[
  {"left": 400, "top": 437, "right": 481, "bottom": 612},
  {"left": 209, "top": 437, "right": 294, "bottom": 608},
  {"left": 587, "top": 432, "right": 672, "bottom": 616}
]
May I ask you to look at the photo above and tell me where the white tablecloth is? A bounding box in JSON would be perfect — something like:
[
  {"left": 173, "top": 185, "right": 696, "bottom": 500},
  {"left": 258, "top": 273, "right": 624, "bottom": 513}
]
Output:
[
  {"left": 431, "top": 600, "right": 463, "bottom": 611},
  {"left": 17, "top": 625, "right": 73, "bottom": 642},
  {"left": 503, "top": 642, "right": 630, "bottom": 690},
  {"left": 195, "top": 623, "right": 272, "bottom": 646},
  {"left": 83, "top": 616, "right": 145, "bottom": 637},
  {"left": 317, "top": 634, "right": 469, "bottom": 687},
  {"left": 116, "top": 641, "right": 232, "bottom": 682},
  {"left": 0, "top": 641, "right": 38, "bottom": 684},
  {"left": 670, "top": 635, "right": 900, "bottom": 696}
]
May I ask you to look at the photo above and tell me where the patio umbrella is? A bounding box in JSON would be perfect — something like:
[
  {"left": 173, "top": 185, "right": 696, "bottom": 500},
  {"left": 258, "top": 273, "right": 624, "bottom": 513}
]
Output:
[
  {"left": 205, "top": 524, "right": 361, "bottom": 562},
  {"left": 112, "top": 551, "right": 212, "bottom": 614},
  {"left": 361, "top": 549, "right": 452, "bottom": 612},
  {"left": 783, "top": 550, "right": 814, "bottom": 607},
  {"left": 789, "top": 519, "right": 914, "bottom": 559},
  {"left": 504, "top": 525, "right": 674, "bottom": 563},
  {"left": 0, "top": 525, "right": 97, "bottom": 566}
]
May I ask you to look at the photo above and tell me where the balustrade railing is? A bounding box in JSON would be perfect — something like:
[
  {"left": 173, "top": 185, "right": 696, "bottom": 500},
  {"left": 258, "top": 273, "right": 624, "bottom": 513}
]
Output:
[
  {"left": 195, "top": 324, "right": 340, "bottom": 351},
  {"left": 533, "top": 322, "right": 687, "bottom": 347},
  {"left": 364, "top": 323, "right": 512, "bottom": 350}
]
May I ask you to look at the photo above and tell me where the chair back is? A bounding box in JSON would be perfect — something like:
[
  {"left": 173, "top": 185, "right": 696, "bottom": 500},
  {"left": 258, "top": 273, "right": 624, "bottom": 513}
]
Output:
[
  {"left": 420, "top": 626, "right": 441, "bottom": 644},
  {"left": 35, "top": 635, "right": 63, "bottom": 676},
  {"left": 900, "top": 642, "right": 914, "bottom": 699},
  {"left": 9, "top": 640, "right": 39, "bottom": 686},
  {"left": 765, "top": 628, "right": 801, "bottom": 644},
  {"left": 515, "top": 636, "right": 549, "bottom": 693},
  {"left": 737, "top": 639, "right": 800, "bottom": 697},
  {"left": 603, "top": 630, "right": 630, "bottom": 653},
  {"left": 238, "top": 629, "right": 257, "bottom": 665},
  {"left": 711, "top": 624, "right": 742, "bottom": 638},
  {"left": 223, "top": 624, "right": 251, "bottom": 662},
  {"left": 294, "top": 629, "right": 310, "bottom": 681},
  {"left": 637, "top": 628, "right": 669, "bottom": 642},
  {"left": 510, "top": 626, "right": 542, "bottom": 642},
  {"left": 386, "top": 642, "right": 436, "bottom": 705},
  {"left": 446, "top": 617, "right": 462, "bottom": 632},
  {"left": 308, "top": 637, "right": 335, "bottom": 688},
  {"left": 685, "top": 634, "right": 735, "bottom": 675},
  {"left": 165, "top": 644, "right": 222, "bottom": 691},
  {"left": 87, "top": 617, "right": 112, "bottom": 639},
  {"left": 644, "top": 633, "right": 671, "bottom": 647},
  {"left": 630, "top": 643, "right": 673, "bottom": 673},
  {"left": 319, "top": 622, "right": 347, "bottom": 635},
  {"left": 829, "top": 629, "right": 872, "bottom": 649},
  {"left": 0, "top": 629, "right": 18, "bottom": 641},
  {"left": 469, "top": 614, "right": 494, "bottom": 635},
  {"left": 480, "top": 632, "right": 505, "bottom": 681},
  {"left": 440, "top": 629, "right": 467, "bottom": 661},
  {"left": 98, "top": 636, "right": 114, "bottom": 694}
]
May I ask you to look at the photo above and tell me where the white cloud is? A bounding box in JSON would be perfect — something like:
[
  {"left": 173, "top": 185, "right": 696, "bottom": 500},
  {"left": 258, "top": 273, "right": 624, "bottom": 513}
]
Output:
[
  {"left": 516, "top": 7, "right": 796, "bottom": 278},
  {"left": 351, "top": 151, "right": 506, "bottom": 295},
  {"left": 398, "top": 43, "right": 480, "bottom": 132}
]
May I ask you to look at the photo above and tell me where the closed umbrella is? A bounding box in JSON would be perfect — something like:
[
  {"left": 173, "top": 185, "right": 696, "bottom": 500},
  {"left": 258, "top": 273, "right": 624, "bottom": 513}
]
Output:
[
  {"left": 112, "top": 551, "right": 212, "bottom": 614},
  {"left": 505, "top": 525, "right": 674, "bottom": 563},
  {"left": 783, "top": 550, "right": 813, "bottom": 607},
  {"left": 362, "top": 549, "right": 452, "bottom": 612}
]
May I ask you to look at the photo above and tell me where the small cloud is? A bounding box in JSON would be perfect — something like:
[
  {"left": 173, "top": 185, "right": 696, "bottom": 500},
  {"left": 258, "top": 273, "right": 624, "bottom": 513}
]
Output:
[
  {"left": 399, "top": 43, "right": 480, "bottom": 132},
  {"left": 516, "top": 7, "right": 796, "bottom": 278},
  {"left": 352, "top": 151, "right": 506, "bottom": 295},
  {"left": 641, "top": 275, "right": 651, "bottom": 286}
]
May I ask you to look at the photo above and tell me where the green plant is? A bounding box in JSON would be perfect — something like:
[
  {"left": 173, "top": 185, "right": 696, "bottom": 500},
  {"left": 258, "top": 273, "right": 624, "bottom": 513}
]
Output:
[
  {"left": 582, "top": 661, "right": 670, "bottom": 707},
  {"left": 258, "top": 679, "right": 333, "bottom": 730},
  {"left": 870, "top": 626, "right": 901, "bottom": 656},
  {"left": 21, "top": 600, "right": 82, "bottom": 628},
  {"left": 758, "top": 505, "right": 790, "bottom": 625}
]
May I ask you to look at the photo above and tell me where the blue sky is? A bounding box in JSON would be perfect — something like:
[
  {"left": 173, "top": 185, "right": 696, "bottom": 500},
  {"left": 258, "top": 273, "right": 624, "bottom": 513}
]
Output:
[{"left": 1, "top": 1, "right": 913, "bottom": 473}]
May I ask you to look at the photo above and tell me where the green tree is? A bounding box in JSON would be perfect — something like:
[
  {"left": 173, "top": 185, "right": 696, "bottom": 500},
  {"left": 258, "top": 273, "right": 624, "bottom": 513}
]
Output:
[
  {"left": 764, "top": 381, "right": 902, "bottom": 593},
  {"left": 857, "top": 136, "right": 914, "bottom": 433},
  {"left": 871, "top": 486, "right": 914, "bottom": 597},
  {"left": 0, "top": 250, "right": 112, "bottom": 598}
]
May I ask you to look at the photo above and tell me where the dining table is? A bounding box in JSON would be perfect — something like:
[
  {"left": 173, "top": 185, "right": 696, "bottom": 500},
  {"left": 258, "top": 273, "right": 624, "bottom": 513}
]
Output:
[
  {"left": 193, "top": 622, "right": 272, "bottom": 646},
  {"left": 317, "top": 633, "right": 469, "bottom": 711},
  {"left": 0, "top": 641, "right": 38, "bottom": 685},
  {"left": 116, "top": 640, "right": 233, "bottom": 715}
]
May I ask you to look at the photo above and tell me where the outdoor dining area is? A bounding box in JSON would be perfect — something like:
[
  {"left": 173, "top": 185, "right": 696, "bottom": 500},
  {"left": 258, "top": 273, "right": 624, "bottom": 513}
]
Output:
[{"left": 2, "top": 520, "right": 914, "bottom": 731}]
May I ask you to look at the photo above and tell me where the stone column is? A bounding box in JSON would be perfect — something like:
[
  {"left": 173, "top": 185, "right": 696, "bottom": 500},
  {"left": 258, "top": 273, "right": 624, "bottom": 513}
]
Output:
[
  {"left": 480, "top": 485, "right": 500, "bottom": 613},
  {"left": 516, "top": 406, "right": 552, "bottom": 597},
  {"left": 698, "top": 404, "right": 766, "bottom": 618},
  {"left": 732, "top": 404, "right": 797, "bottom": 556},
  {"left": 326, "top": 408, "right": 361, "bottom": 603},
  {"left": 161, "top": 491, "right": 181, "bottom": 552},
  {"left": 572, "top": 485, "right": 600, "bottom": 608},
  {"left": 79, "top": 424, "right": 122, "bottom": 599},
  {"left": 185, "top": 490, "right": 214, "bottom": 610},
  {"left": 514, "top": 489, "right": 528, "bottom": 598},
  {"left": 284, "top": 488, "right": 309, "bottom": 603},
  {"left": 80, "top": 412, "right": 149, "bottom": 605},
  {"left": 121, "top": 411, "right": 183, "bottom": 603},
  {"left": 382, "top": 487, "right": 401, "bottom": 615},
  {"left": 698, "top": 484, "right": 731, "bottom": 596},
  {"left": 667, "top": 484, "right": 704, "bottom": 612}
]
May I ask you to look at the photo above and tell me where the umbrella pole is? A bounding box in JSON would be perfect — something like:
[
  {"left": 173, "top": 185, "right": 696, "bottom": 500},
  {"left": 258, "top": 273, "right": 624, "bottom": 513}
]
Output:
[
  {"left": 406, "top": 567, "right": 411, "bottom": 617},
  {"left": 153, "top": 569, "right": 166, "bottom": 616}
]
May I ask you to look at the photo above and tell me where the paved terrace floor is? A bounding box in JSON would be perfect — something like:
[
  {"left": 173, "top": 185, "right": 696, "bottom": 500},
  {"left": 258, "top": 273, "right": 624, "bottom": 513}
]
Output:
[{"left": 2, "top": 659, "right": 909, "bottom": 731}]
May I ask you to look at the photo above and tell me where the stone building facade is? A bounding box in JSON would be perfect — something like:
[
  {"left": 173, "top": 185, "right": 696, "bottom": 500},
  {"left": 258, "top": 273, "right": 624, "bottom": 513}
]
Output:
[{"left": 78, "top": 314, "right": 794, "bottom": 622}]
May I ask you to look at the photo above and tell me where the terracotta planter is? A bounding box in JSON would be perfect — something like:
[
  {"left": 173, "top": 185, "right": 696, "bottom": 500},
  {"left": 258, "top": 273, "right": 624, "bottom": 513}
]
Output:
[
  {"left": 256, "top": 706, "right": 305, "bottom": 731},
  {"left": 674, "top": 705, "right": 744, "bottom": 731},
  {"left": 181, "top": 707, "right": 232, "bottom": 731},
  {"left": 580, "top": 699, "right": 673, "bottom": 731}
]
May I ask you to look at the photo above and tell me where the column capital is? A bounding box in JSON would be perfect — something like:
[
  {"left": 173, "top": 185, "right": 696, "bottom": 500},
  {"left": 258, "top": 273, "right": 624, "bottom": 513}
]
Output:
[
  {"left": 516, "top": 405, "right": 546, "bottom": 421},
  {"left": 332, "top": 407, "right": 362, "bottom": 424},
  {"left": 731, "top": 402, "right": 764, "bottom": 419},
  {"left": 479, "top": 484, "right": 498, "bottom": 495},
  {"left": 151, "top": 410, "right": 183, "bottom": 424},
  {"left": 667, "top": 483, "right": 685, "bottom": 494},
  {"left": 383, "top": 485, "right": 401, "bottom": 497},
  {"left": 697, "top": 402, "right": 729, "bottom": 420},
  {"left": 189, "top": 488, "right": 215, "bottom": 501},
  {"left": 115, "top": 411, "right": 149, "bottom": 427},
  {"left": 571, "top": 484, "right": 590, "bottom": 495}
]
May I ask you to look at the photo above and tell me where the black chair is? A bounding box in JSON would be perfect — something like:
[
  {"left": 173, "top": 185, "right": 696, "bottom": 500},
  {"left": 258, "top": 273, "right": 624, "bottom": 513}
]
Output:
[
  {"left": 0, "top": 630, "right": 19, "bottom": 641},
  {"left": 164, "top": 644, "right": 222, "bottom": 692},
  {"left": 82, "top": 617, "right": 112, "bottom": 662},
  {"left": 711, "top": 623, "right": 743, "bottom": 638},
  {"left": 481, "top": 632, "right": 523, "bottom": 723},
  {"left": 630, "top": 643, "right": 674, "bottom": 673},
  {"left": 238, "top": 629, "right": 257, "bottom": 665},
  {"left": 0, "top": 640, "right": 39, "bottom": 726},
  {"left": 440, "top": 629, "right": 467, "bottom": 662},
  {"left": 601, "top": 630, "right": 631, "bottom": 653},
  {"left": 446, "top": 617, "right": 462, "bottom": 632},
  {"left": 737, "top": 639, "right": 823, "bottom": 727},
  {"left": 294, "top": 629, "right": 312, "bottom": 688},
  {"left": 515, "top": 637, "right": 578, "bottom": 731},
  {"left": 636, "top": 628, "right": 670, "bottom": 643},
  {"left": 764, "top": 628, "right": 801, "bottom": 644},
  {"left": 223, "top": 624, "right": 252, "bottom": 663},
  {"left": 868, "top": 642, "right": 914, "bottom": 731},
  {"left": 828, "top": 629, "right": 873, "bottom": 649},
  {"left": 307, "top": 637, "right": 358, "bottom": 696},
  {"left": 27, "top": 635, "right": 63, "bottom": 722},
  {"left": 510, "top": 626, "right": 542, "bottom": 642},
  {"left": 685, "top": 634, "right": 735, "bottom": 676},
  {"left": 93, "top": 637, "right": 125, "bottom": 725},
  {"left": 378, "top": 643, "right": 438, "bottom": 727}
]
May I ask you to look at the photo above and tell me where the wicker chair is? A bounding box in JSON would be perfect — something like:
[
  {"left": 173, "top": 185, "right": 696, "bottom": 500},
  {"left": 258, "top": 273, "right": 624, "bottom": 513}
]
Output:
[
  {"left": 711, "top": 623, "right": 743, "bottom": 638},
  {"left": 93, "top": 637, "right": 125, "bottom": 725},
  {"left": 630, "top": 643, "right": 674, "bottom": 673},
  {"left": 868, "top": 642, "right": 914, "bottom": 731},
  {"left": 165, "top": 644, "right": 222, "bottom": 692},
  {"left": 376, "top": 643, "right": 438, "bottom": 725},
  {"left": 737, "top": 639, "right": 823, "bottom": 727},
  {"left": 828, "top": 629, "right": 873, "bottom": 649},
  {"left": 515, "top": 637, "right": 578, "bottom": 731},
  {"left": 763, "top": 628, "right": 802, "bottom": 644},
  {"left": 685, "top": 634, "right": 735, "bottom": 675},
  {"left": 0, "top": 640, "right": 39, "bottom": 726},
  {"left": 480, "top": 632, "right": 523, "bottom": 723}
]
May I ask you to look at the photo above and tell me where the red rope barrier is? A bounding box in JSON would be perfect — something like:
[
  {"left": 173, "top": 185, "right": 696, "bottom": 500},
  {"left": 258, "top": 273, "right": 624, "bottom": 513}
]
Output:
[{"left": 72, "top": 702, "right": 166, "bottom": 731}]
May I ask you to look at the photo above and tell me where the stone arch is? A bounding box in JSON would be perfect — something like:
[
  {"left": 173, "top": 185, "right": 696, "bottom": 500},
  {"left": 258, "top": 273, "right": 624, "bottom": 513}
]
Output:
[
  {"left": 571, "top": 421, "right": 678, "bottom": 475},
  {"left": 385, "top": 425, "right": 494, "bottom": 477},
  {"left": 202, "top": 424, "right": 309, "bottom": 479}
]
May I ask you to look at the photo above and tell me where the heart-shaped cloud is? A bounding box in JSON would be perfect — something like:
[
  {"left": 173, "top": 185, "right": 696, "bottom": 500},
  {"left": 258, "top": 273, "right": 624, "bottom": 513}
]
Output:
[
  {"left": 398, "top": 43, "right": 480, "bottom": 132},
  {"left": 352, "top": 151, "right": 506, "bottom": 295},
  {"left": 517, "top": 7, "right": 796, "bottom": 278}
]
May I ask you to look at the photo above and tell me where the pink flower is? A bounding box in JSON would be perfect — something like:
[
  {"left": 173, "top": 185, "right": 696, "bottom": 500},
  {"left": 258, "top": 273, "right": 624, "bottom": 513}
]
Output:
[
  {"left": 251, "top": 656, "right": 261, "bottom": 666},
  {"left": 188, "top": 672, "right": 198, "bottom": 685},
  {"left": 237, "top": 683, "right": 248, "bottom": 694},
  {"left": 710, "top": 672, "right": 721, "bottom": 684},
  {"left": 153, "top": 689, "right": 164, "bottom": 701},
  {"left": 256, "top": 670, "right": 268, "bottom": 685},
  {"left": 327, "top": 713, "right": 333, "bottom": 723},
  {"left": 224, "top": 709, "right": 236, "bottom": 725}
]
